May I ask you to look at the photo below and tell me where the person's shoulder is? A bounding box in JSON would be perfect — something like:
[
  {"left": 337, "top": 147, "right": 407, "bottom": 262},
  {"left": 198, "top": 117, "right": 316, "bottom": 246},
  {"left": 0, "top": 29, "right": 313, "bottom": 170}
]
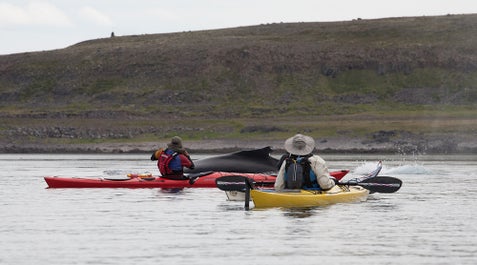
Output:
[
  {"left": 177, "top": 152, "right": 190, "bottom": 159},
  {"left": 308, "top": 155, "right": 325, "bottom": 163},
  {"left": 165, "top": 148, "right": 179, "bottom": 155}
]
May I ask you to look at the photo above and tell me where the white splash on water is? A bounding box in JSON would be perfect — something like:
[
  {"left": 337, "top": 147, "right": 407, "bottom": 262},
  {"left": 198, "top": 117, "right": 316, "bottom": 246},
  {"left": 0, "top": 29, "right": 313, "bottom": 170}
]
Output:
[
  {"left": 352, "top": 161, "right": 434, "bottom": 176},
  {"left": 383, "top": 164, "right": 434, "bottom": 175}
]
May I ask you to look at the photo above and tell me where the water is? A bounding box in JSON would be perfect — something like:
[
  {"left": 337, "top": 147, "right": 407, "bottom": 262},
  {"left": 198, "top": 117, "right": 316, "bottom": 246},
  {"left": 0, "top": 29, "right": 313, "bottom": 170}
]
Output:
[{"left": 1, "top": 153, "right": 476, "bottom": 265}]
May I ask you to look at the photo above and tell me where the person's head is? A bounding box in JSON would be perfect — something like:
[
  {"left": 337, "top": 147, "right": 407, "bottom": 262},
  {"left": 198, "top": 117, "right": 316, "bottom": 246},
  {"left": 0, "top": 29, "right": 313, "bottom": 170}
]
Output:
[
  {"left": 284, "top": 134, "right": 315, "bottom": 156},
  {"left": 167, "top": 136, "right": 185, "bottom": 152}
]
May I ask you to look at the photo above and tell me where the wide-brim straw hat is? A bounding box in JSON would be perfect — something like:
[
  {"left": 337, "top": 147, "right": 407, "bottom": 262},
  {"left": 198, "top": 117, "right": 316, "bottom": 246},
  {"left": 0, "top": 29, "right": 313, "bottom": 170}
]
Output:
[
  {"left": 167, "top": 136, "right": 185, "bottom": 152},
  {"left": 284, "top": 134, "right": 315, "bottom": 156}
]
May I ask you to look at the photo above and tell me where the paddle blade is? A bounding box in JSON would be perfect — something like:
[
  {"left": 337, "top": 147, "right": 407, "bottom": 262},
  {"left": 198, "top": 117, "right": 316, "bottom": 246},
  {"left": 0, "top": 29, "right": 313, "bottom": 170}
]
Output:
[
  {"left": 215, "top": 176, "right": 250, "bottom": 191},
  {"left": 358, "top": 176, "right": 402, "bottom": 193},
  {"left": 356, "top": 161, "right": 383, "bottom": 182},
  {"left": 347, "top": 161, "right": 382, "bottom": 184}
]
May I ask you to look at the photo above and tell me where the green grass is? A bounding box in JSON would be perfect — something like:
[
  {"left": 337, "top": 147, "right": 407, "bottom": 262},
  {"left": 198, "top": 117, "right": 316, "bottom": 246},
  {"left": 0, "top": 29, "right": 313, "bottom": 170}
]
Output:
[{"left": 1, "top": 14, "right": 477, "bottom": 148}]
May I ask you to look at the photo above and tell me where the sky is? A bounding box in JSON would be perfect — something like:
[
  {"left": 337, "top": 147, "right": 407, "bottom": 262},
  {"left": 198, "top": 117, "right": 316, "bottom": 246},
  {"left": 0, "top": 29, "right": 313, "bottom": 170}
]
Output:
[{"left": 1, "top": 0, "right": 477, "bottom": 55}]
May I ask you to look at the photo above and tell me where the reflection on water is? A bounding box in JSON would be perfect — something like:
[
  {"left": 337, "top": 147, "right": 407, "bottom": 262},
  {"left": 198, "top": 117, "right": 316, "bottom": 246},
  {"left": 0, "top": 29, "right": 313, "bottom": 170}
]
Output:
[
  {"left": 0, "top": 154, "right": 476, "bottom": 265},
  {"left": 282, "top": 207, "right": 317, "bottom": 218},
  {"left": 159, "top": 188, "right": 185, "bottom": 194}
]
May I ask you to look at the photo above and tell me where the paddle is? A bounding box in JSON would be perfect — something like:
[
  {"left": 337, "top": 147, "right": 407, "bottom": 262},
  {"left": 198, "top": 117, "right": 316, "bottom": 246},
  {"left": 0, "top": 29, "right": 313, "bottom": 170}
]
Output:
[
  {"left": 355, "top": 161, "right": 382, "bottom": 182},
  {"left": 215, "top": 175, "right": 274, "bottom": 190},
  {"left": 338, "top": 176, "right": 402, "bottom": 193},
  {"left": 216, "top": 175, "right": 402, "bottom": 194},
  {"left": 216, "top": 161, "right": 386, "bottom": 192}
]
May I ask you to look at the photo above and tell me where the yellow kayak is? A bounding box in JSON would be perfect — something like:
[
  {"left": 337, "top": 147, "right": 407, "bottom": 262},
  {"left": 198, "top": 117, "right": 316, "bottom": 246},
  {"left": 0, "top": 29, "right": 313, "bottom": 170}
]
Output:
[
  {"left": 215, "top": 162, "right": 401, "bottom": 210},
  {"left": 250, "top": 185, "right": 369, "bottom": 208}
]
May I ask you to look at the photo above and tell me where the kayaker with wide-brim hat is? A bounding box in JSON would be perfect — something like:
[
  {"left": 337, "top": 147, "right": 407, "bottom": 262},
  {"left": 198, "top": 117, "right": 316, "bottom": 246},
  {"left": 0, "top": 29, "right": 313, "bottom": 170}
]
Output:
[
  {"left": 284, "top": 133, "right": 315, "bottom": 156},
  {"left": 274, "top": 134, "right": 337, "bottom": 191},
  {"left": 151, "top": 136, "right": 195, "bottom": 180}
]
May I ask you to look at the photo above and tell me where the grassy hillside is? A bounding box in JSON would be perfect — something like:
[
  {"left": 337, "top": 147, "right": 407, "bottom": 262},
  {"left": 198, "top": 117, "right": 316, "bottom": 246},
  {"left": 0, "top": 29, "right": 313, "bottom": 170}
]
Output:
[{"left": 0, "top": 14, "right": 476, "bottom": 153}]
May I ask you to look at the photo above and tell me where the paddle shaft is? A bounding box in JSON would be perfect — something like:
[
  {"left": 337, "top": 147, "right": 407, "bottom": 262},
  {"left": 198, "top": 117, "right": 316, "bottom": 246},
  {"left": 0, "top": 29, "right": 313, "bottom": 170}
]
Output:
[{"left": 338, "top": 176, "right": 402, "bottom": 193}]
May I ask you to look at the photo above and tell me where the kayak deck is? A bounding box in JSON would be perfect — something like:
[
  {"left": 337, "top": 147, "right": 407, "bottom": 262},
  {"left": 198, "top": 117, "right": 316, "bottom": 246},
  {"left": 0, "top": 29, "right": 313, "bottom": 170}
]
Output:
[
  {"left": 44, "top": 172, "right": 276, "bottom": 189},
  {"left": 250, "top": 186, "right": 369, "bottom": 208}
]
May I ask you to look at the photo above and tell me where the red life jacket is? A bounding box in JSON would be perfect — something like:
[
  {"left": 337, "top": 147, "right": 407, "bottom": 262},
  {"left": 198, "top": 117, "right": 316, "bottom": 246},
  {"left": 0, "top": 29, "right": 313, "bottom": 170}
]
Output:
[{"left": 158, "top": 150, "right": 179, "bottom": 176}]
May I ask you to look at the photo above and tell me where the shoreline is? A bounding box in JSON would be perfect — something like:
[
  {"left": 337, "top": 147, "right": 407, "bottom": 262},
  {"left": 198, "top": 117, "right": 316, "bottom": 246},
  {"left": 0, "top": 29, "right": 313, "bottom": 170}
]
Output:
[{"left": 2, "top": 136, "right": 476, "bottom": 154}]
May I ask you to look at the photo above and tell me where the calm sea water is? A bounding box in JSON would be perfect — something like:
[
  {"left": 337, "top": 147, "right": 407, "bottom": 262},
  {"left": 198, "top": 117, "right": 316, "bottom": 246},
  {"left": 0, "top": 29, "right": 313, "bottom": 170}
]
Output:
[{"left": 1, "top": 153, "right": 476, "bottom": 265}]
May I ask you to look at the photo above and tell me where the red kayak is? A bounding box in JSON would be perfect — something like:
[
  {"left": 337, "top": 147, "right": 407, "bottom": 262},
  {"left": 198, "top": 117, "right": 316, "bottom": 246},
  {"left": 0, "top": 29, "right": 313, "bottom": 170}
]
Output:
[{"left": 44, "top": 170, "right": 349, "bottom": 189}]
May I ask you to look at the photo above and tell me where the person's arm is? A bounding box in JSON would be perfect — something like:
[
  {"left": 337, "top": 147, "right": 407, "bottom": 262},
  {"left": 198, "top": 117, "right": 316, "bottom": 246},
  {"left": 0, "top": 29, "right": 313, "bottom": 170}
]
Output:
[
  {"left": 179, "top": 153, "right": 195, "bottom": 169},
  {"left": 274, "top": 162, "right": 287, "bottom": 191},
  {"left": 276, "top": 154, "right": 288, "bottom": 169},
  {"left": 308, "top": 156, "right": 335, "bottom": 190}
]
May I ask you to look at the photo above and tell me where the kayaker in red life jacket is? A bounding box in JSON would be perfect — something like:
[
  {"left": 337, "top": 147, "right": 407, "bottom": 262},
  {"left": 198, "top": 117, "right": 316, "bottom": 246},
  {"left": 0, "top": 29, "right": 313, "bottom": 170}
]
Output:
[
  {"left": 150, "top": 136, "right": 195, "bottom": 180},
  {"left": 274, "top": 134, "right": 337, "bottom": 191}
]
